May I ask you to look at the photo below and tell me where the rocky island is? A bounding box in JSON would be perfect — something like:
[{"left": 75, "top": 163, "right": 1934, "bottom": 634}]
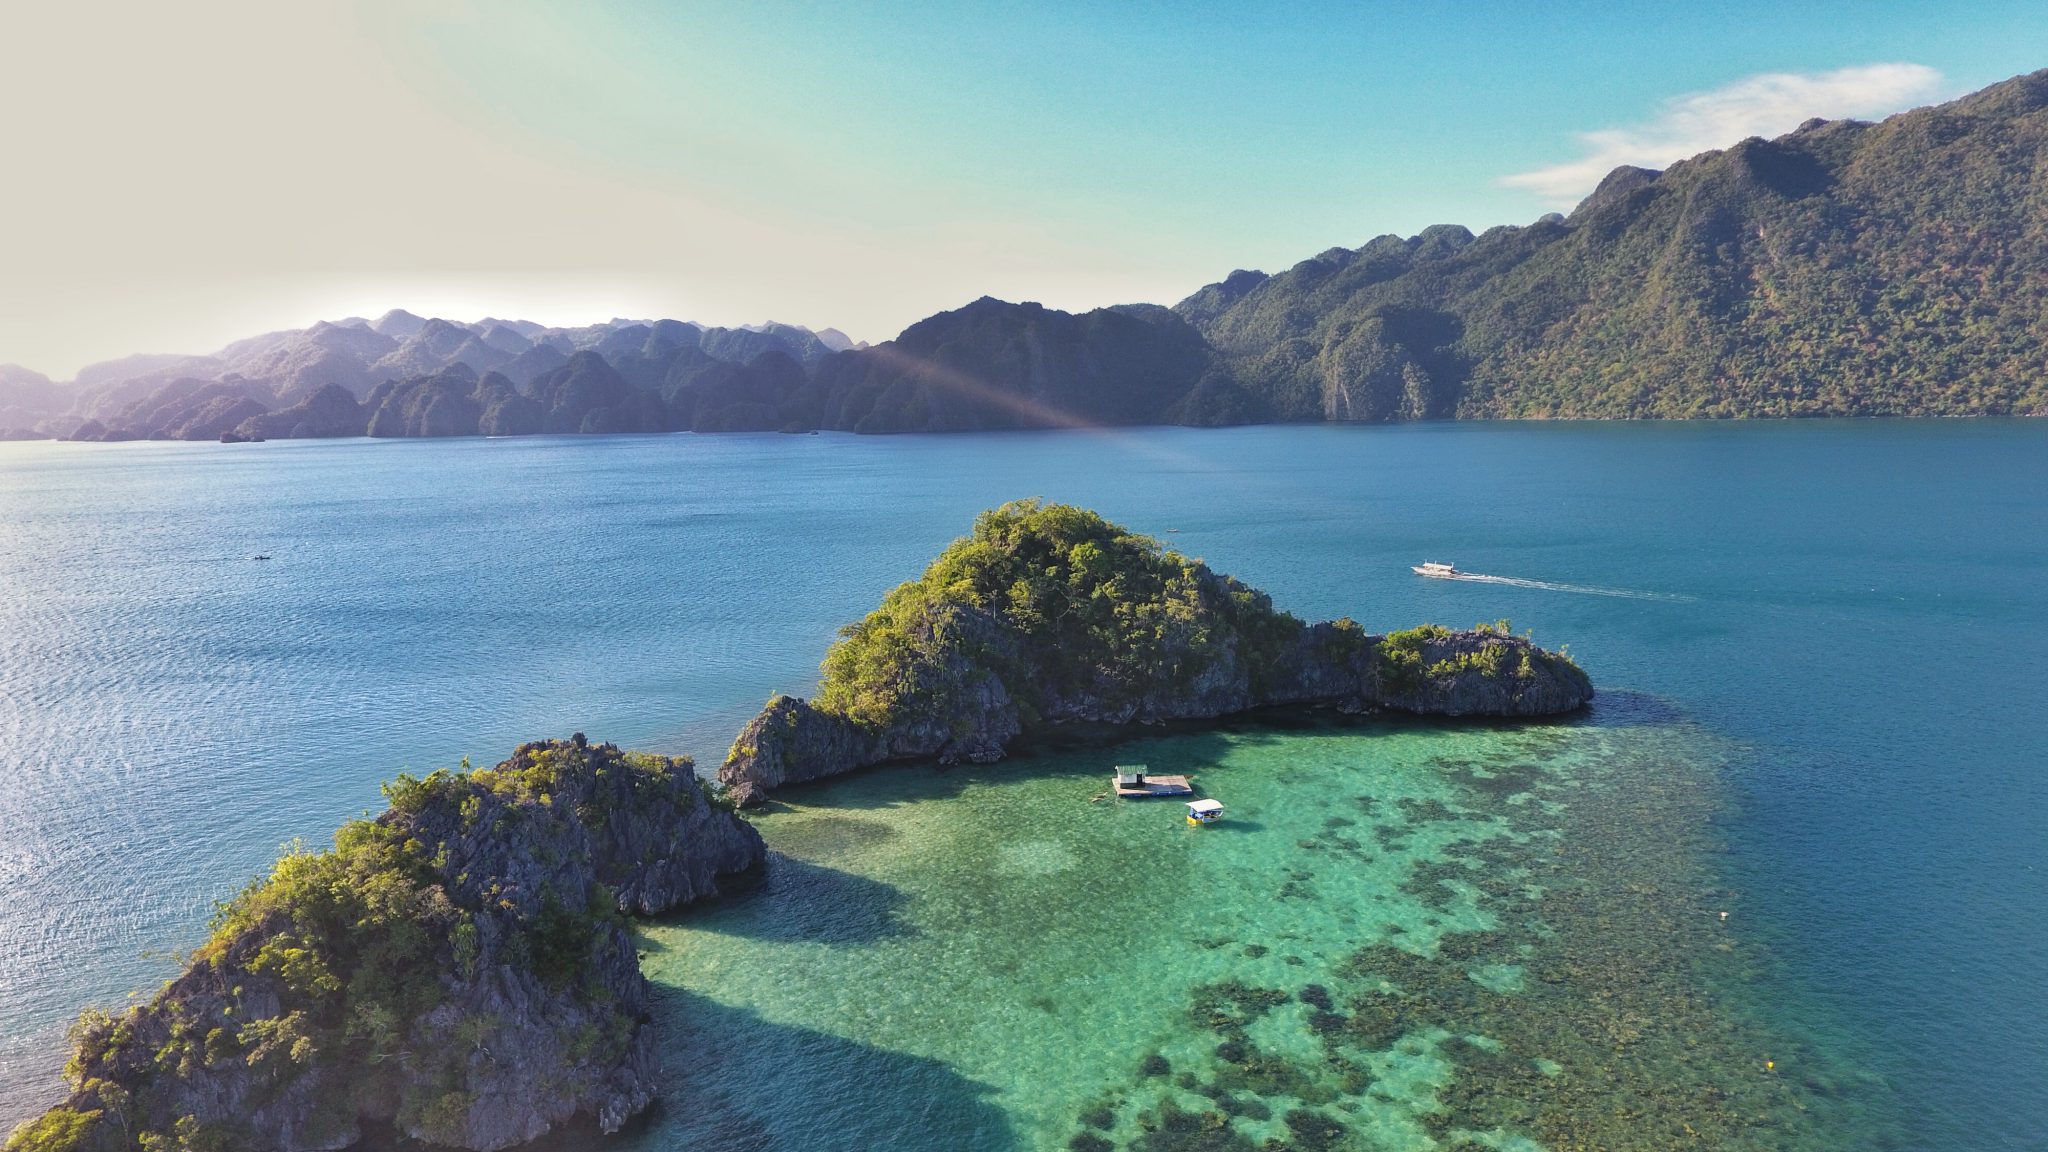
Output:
[
  {"left": 6, "top": 737, "right": 763, "bottom": 1152},
  {"left": 722, "top": 501, "right": 1591, "bottom": 804}
]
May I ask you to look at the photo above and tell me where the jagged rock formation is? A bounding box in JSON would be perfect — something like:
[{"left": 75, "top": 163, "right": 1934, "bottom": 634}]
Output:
[
  {"left": 698, "top": 321, "right": 836, "bottom": 368},
  {"left": 18, "top": 317, "right": 845, "bottom": 441},
  {"left": 792, "top": 298, "right": 1215, "bottom": 433},
  {"left": 234, "top": 384, "right": 366, "bottom": 440},
  {"left": 217, "top": 322, "right": 395, "bottom": 402},
  {"left": 7, "top": 737, "right": 764, "bottom": 1152},
  {"left": 372, "top": 318, "right": 517, "bottom": 381},
  {"left": 64, "top": 378, "right": 271, "bottom": 442},
  {"left": 720, "top": 502, "right": 1590, "bottom": 804},
  {"left": 528, "top": 352, "right": 659, "bottom": 434},
  {"left": 671, "top": 350, "right": 807, "bottom": 432},
  {"left": 361, "top": 366, "right": 539, "bottom": 439}
]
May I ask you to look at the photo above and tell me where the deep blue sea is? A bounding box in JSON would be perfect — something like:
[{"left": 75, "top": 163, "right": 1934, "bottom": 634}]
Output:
[{"left": 0, "top": 423, "right": 2042, "bottom": 1148}]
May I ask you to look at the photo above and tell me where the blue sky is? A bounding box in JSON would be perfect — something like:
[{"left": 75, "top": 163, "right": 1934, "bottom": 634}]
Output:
[
  {"left": 3, "top": 0, "right": 2046, "bottom": 373},
  {"left": 395, "top": 0, "right": 2046, "bottom": 244}
]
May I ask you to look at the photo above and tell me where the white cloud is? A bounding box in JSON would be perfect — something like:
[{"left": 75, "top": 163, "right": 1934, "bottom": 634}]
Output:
[{"left": 1502, "top": 63, "right": 1949, "bottom": 209}]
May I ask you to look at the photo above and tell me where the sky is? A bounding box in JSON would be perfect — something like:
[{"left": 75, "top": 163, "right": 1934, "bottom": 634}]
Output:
[{"left": 2, "top": 0, "right": 2046, "bottom": 378}]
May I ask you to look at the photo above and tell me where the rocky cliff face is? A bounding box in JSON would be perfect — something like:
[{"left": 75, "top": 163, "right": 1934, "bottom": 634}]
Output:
[
  {"left": 235, "top": 384, "right": 365, "bottom": 439},
  {"left": 794, "top": 297, "right": 1214, "bottom": 433},
  {"left": 722, "top": 695, "right": 892, "bottom": 805},
  {"left": 10, "top": 736, "right": 763, "bottom": 1152},
  {"left": 719, "top": 502, "right": 1592, "bottom": 806},
  {"left": 527, "top": 352, "right": 652, "bottom": 434},
  {"left": 721, "top": 624, "right": 1590, "bottom": 804},
  {"left": 717, "top": 603, "right": 1033, "bottom": 807}
]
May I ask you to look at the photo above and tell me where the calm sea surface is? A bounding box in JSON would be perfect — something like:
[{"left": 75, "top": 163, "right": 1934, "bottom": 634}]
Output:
[{"left": 0, "top": 423, "right": 2042, "bottom": 1148}]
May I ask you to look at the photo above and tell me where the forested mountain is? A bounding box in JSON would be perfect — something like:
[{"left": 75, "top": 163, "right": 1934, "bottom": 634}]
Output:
[
  {"left": 789, "top": 298, "right": 1220, "bottom": 433},
  {"left": 1180, "top": 69, "right": 2048, "bottom": 420},
  {"left": 12, "top": 69, "right": 2048, "bottom": 442}
]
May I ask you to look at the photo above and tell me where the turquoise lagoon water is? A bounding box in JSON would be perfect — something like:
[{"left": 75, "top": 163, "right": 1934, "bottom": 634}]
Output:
[
  {"left": 0, "top": 423, "right": 2042, "bottom": 1148},
  {"left": 635, "top": 712, "right": 1868, "bottom": 1152}
]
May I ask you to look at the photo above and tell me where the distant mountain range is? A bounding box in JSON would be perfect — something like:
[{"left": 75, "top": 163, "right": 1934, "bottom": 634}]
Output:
[
  {"left": 2, "top": 314, "right": 860, "bottom": 441},
  {"left": 7, "top": 68, "right": 2047, "bottom": 442}
]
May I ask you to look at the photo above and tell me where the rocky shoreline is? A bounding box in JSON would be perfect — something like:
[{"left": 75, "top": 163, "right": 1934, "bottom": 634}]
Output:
[
  {"left": 7, "top": 738, "right": 762, "bottom": 1152},
  {"left": 721, "top": 503, "right": 1591, "bottom": 806},
  {"left": 721, "top": 623, "right": 1592, "bottom": 806}
]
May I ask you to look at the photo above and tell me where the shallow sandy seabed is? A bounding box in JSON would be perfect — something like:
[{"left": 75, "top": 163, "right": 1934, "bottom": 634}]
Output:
[{"left": 507, "top": 703, "right": 1898, "bottom": 1152}]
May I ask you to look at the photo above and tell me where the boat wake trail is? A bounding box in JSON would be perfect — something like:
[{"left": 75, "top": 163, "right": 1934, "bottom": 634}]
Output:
[{"left": 1440, "top": 572, "right": 1694, "bottom": 602}]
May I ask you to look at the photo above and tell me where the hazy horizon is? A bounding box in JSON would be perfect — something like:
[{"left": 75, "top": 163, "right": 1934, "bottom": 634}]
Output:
[{"left": 6, "top": 1, "right": 2048, "bottom": 378}]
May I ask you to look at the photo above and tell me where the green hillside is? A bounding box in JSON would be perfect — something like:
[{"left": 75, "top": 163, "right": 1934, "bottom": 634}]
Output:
[{"left": 1180, "top": 70, "right": 2048, "bottom": 420}]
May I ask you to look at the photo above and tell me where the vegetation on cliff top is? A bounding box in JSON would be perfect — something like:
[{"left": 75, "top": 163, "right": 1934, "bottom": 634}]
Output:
[
  {"left": 7, "top": 738, "right": 751, "bottom": 1152},
  {"left": 808, "top": 501, "right": 1584, "bottom": 734},
  {"left": 1374, "top": 619, "right": 1579, "bottom": 696},
  {"left": 721, "top": 502, "right": 1591, "bottom": 803},
  {"left": 816, "top": 500, "right": 1303, "bottom": 731}
]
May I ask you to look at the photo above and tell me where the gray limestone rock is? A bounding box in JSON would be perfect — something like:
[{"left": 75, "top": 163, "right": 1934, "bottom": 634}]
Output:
[{"left": 27, "top": 736, "right": 764, "bottom": 1151}]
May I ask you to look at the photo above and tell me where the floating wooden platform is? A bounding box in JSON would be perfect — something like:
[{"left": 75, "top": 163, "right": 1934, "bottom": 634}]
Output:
[{"left": 1114, "top": 774, "right": 1193, "bottom": 798}]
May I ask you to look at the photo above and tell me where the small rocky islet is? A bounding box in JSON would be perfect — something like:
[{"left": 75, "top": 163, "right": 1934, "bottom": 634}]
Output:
[
  {"left": 6, "top": 503, "right": 1589, "bottom": 1152},
  {"left": 6, "top": 737, "right": 766, "bottom": 1152},
  {"left": 720, "top": 500, "right": 1590, "bottom": 804}
]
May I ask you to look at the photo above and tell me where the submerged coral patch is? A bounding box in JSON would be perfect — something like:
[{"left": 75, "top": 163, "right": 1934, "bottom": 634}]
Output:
[{"left": 638, "top": 716, "right": 1891, "bottom": 1151}]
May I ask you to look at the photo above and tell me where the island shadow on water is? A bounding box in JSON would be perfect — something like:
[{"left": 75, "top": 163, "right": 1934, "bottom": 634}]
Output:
[
  {"left": 656, "top": 852, "right": 918, "bottom": 948},
  {"left": 651, "top": 992, "right": 1015, "bottom": 1151},
  {"left": 360, "top": 993, "right": 1015, "bottom": 1152}
]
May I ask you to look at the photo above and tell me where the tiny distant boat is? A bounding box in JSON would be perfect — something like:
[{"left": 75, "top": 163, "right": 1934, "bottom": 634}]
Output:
[
  {"left": 1412, "top": 561, "right": 1460, "bottom": 578},
  {"left": 1186, "top": 798, "right": 1224, "bottom": 826}
]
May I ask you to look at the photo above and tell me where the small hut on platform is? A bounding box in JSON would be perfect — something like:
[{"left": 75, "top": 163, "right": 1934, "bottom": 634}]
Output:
[{"left": 1113, "top": 765, "right": 1193, "bottom": 798}]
